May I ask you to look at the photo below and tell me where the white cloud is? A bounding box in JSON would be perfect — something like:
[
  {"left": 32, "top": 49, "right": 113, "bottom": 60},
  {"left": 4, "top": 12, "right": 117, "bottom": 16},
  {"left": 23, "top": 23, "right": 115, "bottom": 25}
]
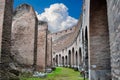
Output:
[{"left": 36, "top": 3, "right": 78, "bottom": 32}]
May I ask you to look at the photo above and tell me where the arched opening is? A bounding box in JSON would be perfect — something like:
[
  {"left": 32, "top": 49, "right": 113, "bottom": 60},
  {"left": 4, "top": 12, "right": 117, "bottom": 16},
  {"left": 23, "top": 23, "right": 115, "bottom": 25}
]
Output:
[
  {"left": 65, "top": 56, "right": 68, "bottom": 66},
  {"left": 62, "top": 56, "right": 64, "bottom": 66},
  {"left": 82, "top": 29, "right": 84, "bottom": 44},
  {"left": 59, "top": 54, "right": 61, "bottom": 66},
  {"left": 85, "top": 27, "right": 88, "bottom": 41},
  {"left": 72, "top": 48, "right": 74, "bottom": 66},
  {"left": 53, "top": 58, "right": 55, "bottom": 66},
  {"left": 75, "top": 51, "right": 78, "bottom": 67},
  {"left": 56, "top": 55, "right": 58, "bottom": 66},
  {"left": 68, "top": 50, "right": 72, "bottom": 67},
  {"left": 79, "top": 48, "right": 82, "bottom": 65},
  {"left": 90, "top": 0, "right": 111, "bottom": 79},
  {"left": 85, "top": 27, "right": 89, "bottom": 77}
]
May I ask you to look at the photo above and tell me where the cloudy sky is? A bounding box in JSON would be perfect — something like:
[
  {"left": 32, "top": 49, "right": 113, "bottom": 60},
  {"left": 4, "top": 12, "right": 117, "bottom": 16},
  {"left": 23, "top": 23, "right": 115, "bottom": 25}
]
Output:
[{"left": 14, "top": 0, "right": 82, "bottom": 32}]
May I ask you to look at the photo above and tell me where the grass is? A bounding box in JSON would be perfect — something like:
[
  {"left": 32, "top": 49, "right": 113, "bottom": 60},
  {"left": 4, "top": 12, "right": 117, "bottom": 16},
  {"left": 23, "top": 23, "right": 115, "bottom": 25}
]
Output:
[{"left": 20, "top": 67, "right": 87, "bottom": 80}]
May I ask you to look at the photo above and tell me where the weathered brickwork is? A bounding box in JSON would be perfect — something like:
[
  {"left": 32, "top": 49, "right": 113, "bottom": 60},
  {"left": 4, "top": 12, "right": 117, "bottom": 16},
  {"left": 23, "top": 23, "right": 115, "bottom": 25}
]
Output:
[
  {"left": 107, "top": 0, "right": 120, "bottom": 80},
  {"left": 36, "top": 21, "right": 48, "bottom": 72},
  {"left": 52, "top": 17, "right": 82, "bottom": 69},
  {"left": 0, "top": 1, "right": 120, "bottom": 80},
  {"left": 0, "top": 0, "right": 20, "bottom": 80},
  {"left": 52, "top": 19, "right": 81, "bottom": 53},
  {"left": 0, "top": 0, "right": 5, "bottom": 60},
  {"left": 89, "top": 0, "right": 111, "bottom": 80},
  {"left": 11, "top": 4, "right": 38, "bottom": 68},
  {"left": 46, "top": 34, "right": 52, "bottom": 68},
  {"left": 53, "top": 0, "right": 120, "bottom": 80},
  {"left": 0, "top": 0, "right": 13, "bottom": 63}
]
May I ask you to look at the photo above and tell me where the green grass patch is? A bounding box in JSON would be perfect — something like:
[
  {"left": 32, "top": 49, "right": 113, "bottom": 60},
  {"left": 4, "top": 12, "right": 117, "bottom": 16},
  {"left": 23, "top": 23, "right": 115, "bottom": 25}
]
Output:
[{"left": 20, "top": 67, "right": 87, "bottom": 80}]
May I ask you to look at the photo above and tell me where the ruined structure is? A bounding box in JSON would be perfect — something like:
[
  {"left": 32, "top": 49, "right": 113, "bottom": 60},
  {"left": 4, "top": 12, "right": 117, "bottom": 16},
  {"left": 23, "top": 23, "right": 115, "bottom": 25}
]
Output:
[
  {"left": 0, "top": 0, "right": 120, "bottom": 80},
  {"left": 11, "top": 4, "right": 53, "bottom": 73},
  {"left": 0, "top": 0, "right": 19, "bottom": 80},
  {"left": 52, "top": 18, "right": 82, "bottom": 68},
  {"left": 52, "top": 0, "right": 120, "bottom": 80},
  {"left": 46, "top": 34, "right": 52, "bottom": 70},
  {"left": 11, "top": 4, "right": 38, "bottom": 71},
  {"left": 36, "top": 21, "right": 48, "bottom": 72},
  {"left": 0, "top": 0, "right": 13, "bottom": 64}
]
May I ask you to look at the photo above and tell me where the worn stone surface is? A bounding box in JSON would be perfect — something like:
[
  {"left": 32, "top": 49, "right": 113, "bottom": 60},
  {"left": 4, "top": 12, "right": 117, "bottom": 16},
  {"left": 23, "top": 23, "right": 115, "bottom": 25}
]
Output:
[
  {"left": 52, "top": 17, "right": 82, "bottom": 69},
  {"left": 0, "top": 0, "right": 13, "bottom": 63},
  {"left": 0, "top": 0, "right": 5, "bottom": 59},
  {"left": 0, "top": 0, "right": 20, "bottom": 80},
  {"left": 52, "top": 21, "right": 81, "bottom": 53},
  {"left": 107, "top": 0, "right": 120, "bottom": 80},
  {"left": 36, "top": 21, "right": 48, "bottom": 72},
  {"left": 11, "top": 4, "right": 38, "bottom": 69},
  {"left": 0, "top": 0, "right": 120, "bottom": 80},
  {"left": 89, "top": 0, "right": 111, "bottom": 80},
  {"left": 46, "top": 34, "right": 52, "bottom": 68}
]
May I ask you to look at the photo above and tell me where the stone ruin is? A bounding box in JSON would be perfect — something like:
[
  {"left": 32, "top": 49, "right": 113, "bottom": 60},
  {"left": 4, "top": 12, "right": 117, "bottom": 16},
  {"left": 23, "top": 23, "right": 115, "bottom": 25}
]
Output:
[
  {"left": 11, "top": 4, "right": 38, "bottom": 71},
  {"left": 0, "top": 0, "right": 120, "bottom": 80}
]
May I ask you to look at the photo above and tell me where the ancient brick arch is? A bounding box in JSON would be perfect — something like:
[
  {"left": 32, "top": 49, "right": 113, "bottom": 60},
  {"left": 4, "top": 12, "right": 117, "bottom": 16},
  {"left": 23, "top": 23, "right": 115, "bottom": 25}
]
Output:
[
  {"left": 56, "top": 55, "right": 58, "bottom": 66},
  {"left": 84, "top": 26, "right": 89, "bottom": 77},
  {"left": 79, "top": 48, "right": 82, "bottom": 65},
  {"left": 72, "top": 47, "right": 75, "bottom": 67},
  {"left": 53, "top": 58, "right": 55, "bottom": 66},
  {"left": 75, "top": 51, "right": 78, "bottom": 67},
  {"left": 85, "top": 27, "right": 88, "bottom": 41},
  {"left": 59, "top": 54, "right": 61, "bottom": 66},
  {"left": 68, "top": 50, "right": 72, "bottom": 67},
  {"left": 89, "top": 0, "right": 111, "bottom": 80},
  {"left": 65, "top": 55, "right": 68, "bottom": 66},
  {"left": 62, "top": 56, "right": 64, "bottom": 66}
]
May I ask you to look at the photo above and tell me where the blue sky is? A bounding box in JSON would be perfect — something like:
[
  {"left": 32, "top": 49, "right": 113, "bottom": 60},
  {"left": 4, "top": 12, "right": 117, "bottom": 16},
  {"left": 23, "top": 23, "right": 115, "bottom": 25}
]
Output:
[{"left": 14, "top": 0, "right": 83, "bottom": 19}]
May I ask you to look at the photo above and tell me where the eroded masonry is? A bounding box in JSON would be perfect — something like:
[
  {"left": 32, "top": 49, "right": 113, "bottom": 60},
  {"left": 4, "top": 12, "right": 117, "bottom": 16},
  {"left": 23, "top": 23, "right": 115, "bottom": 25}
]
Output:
[{"left": 0, "top": 0, "right": 120, "bottom": 80}]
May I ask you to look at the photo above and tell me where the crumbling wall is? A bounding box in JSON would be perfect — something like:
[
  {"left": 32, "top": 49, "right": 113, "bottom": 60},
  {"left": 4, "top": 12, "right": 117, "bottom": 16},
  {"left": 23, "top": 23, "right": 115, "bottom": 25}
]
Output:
[
  {"left": 52, "top": 21, "right": 81, "bottom": 53},
  {"left": 89, "top": 0, "right": 111, "bottom": 80},
  {"left": 52, "top": 27, "right": 75, "bottom": 41},
  {"left": 0, "top": 0, "right": 19, "bottom": 80},
  {"left": 11, "top": 4, "right": 38, "bottom": 70},
  {"left": 0, "top": 0, "right": 13, "bottom": 63},
  {"left": 36, "top": 21, "right": 48, "bottom": 72},
  {"left": 46, "top": 34, "right": 52, "bottom": 69}
]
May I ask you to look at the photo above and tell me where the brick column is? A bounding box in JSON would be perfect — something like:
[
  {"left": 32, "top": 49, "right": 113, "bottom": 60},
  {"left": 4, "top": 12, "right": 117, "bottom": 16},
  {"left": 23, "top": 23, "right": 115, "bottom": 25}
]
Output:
[
  {"left": 36, "top": 21, "right": 48, "bottom": 72},
  {"left": 46, "top": 35, "right": 52, "bottom": 69},
  {"left": 0, "top": 0, "right": 13, "bottom": 63}
]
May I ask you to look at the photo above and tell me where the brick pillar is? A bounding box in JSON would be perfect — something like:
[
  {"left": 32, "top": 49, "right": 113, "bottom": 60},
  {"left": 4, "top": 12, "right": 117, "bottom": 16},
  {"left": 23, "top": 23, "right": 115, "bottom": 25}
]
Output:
[
  {"left": 89, "top": 0, "right": 111, "bottom": 80},
  {"left": 0, "top": 0, "right": 13, "bottom": 63},
  {"left": 11, "top": 4, "right": 38, "bottom": 69},
  {"left": 36, "top": 21, "right": 48, "bottom": 72},
  {"left": 72, "top": 48, "right": 74, "bottom": 67},
  {"left": 46, "top": 34, "right": 52, "bottom": 69},
  {"left": 0, "top": 0, "right": 20, "bottom": 80}
]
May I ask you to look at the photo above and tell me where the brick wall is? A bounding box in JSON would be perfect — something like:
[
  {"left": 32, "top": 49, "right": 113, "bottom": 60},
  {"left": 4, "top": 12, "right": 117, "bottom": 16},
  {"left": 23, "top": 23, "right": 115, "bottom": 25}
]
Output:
[
  {"left": 0, "top": 0, "right": 20, "bottom": 79},
  {"left": 52, "top": 19, "right": 81, "bottom": 53},
  {"left": 0, "top": 0, "right": 5, "bottom": 60},
  {"left": 0, "top": 0, "right": 13, "bottom": 63},
  {"left": 11, "top": 4, "right": 38, "bottom": 68},
  {"left": 36, "top": 21, "right": 48, "bottom": 72},
  {"left": 46, "top": 34, "right": 52, "bottom": 68},
  {"left": 89, "top": 0, "right": 111, "bottom": 80}
]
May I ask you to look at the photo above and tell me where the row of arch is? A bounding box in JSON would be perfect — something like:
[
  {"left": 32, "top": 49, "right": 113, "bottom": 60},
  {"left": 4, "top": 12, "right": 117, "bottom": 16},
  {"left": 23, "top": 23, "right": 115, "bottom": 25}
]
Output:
[{"left": 54, "top": 48, "right": 82, "bottom": 68}]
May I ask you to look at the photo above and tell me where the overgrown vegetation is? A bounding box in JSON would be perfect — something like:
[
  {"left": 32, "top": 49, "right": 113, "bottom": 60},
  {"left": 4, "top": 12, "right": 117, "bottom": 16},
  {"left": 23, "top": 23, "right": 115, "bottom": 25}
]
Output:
[{"left": 20, "top": 67, "right": 87, "bottom": 80}]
